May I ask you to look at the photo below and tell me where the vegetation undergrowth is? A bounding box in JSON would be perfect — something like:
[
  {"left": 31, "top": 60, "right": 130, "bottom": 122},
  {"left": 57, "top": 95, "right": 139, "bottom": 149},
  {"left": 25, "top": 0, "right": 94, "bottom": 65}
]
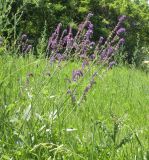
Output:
[
  {"left": 0, "top": 55, "right": 149, "bottom": 159},
  {"left": 0, "top": 1, "right": 149, "bottom": 159}
]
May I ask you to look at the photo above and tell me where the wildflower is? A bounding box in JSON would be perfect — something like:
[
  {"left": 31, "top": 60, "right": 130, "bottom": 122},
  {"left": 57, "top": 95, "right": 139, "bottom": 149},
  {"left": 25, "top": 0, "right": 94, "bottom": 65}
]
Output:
[
  {"left": 101, "top": 49, "right": 107, "bottom": 60},
  {"left": 25, "top": 45, "right": 32, "bottom": 53},
  {"left": 99, "top": 36, "right": 104, "bottom": 44},
  {"left": 56, "top": 53, "right": 64, "bottom": 61},
  {"left": 72, "top": 69, "right": 83, "bottom": 81},
  {"left": 90, "top": 54, "right": 95, "bottom": 60},
  {"left": 87, "top": 13, "right": 94, "bottom": 19},
  {"left": 116, "top": 28, "right": 126, "bottom": 36},
  {"left": 80, "top": 76, "right": 96, "bottom": 103},
  {"left": 90, "top": 42, "right": 95, "bottom": 49},
  {"left": 119, "top": 38, "right": 125, "bottom": 45},
  {"left": 85, "top": 22, "right": 93, "bottom": 40},
  {"left": 50, "top": 56, "right": 55, "bottom": 64},
  {"left": 88, "top": 22, "right": 93, "bottom": 30},
  {"left": 107, "top": 46, "right": 114, "bottom": 57},
  {"left": 47, "top": 23, "right": 62, "bottom": 51},
  {"left": 108, "top": 61, "right": 116, "bottom": 69},
  {"left": 118, "top": 15, "right": 126, "bottom": 23},
  {"left": 82, "top": 60, "right": 89, "bottom": 69}
]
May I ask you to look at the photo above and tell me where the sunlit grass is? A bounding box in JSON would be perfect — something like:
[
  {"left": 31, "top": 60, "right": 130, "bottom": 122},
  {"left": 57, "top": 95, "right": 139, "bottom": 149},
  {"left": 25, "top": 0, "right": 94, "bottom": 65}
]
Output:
[{"left": 0, "top": 55, "right": 149, "bottom": 159}]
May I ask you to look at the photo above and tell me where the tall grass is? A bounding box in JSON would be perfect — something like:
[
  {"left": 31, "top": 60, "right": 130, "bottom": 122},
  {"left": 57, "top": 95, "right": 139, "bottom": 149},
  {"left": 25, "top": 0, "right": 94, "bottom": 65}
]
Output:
[{"left": 0, "top": 54, "right": 149, "bottom": 159}]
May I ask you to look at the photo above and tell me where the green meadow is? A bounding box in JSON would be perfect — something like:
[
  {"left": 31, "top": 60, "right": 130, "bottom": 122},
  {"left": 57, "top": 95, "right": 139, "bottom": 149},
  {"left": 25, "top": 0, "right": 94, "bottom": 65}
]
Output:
[{"left": 0, "top": 55, "right": 149, "bottom": 159}]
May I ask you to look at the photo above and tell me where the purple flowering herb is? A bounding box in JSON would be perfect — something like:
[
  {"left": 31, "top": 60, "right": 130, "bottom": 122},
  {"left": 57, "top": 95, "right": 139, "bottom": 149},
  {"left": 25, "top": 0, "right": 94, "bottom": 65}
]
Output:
[
  {"left": 101, "top": 49, "right": 107, "bottom": 60},
  {"left": 59, "top": 29, "right": 67, "bottom": 47},
  {"left": 99, "top": 36, "right": 104, "bottom": 44},
  {"left": 90, "top": 41, "right": 95, "bottom": 49},
  {"left": 78, "top": 23, "right": 83, "bottom": 32},
  {"left": 115, "top": 38, "right": 125, "bottom": 50},
  {"left": 47, "top": 23, "right": 62, "bottom": 52},
  {"left": 62, "top": 26, "right": 74, "bottom": 50},
  {"left": 72, "top": 69, "right": 83, "bottom": 81},
  {"left": 87, "top": 13, "right": 94, "bottom": 19},
  {"left": 84, "top": 84, "right": 91, "bottom": 94},
  {"left": 119, "top": 38, "right": 125, "bottom": 45},
  {"left": 56, "top": 53, "right": 64, "bottom": 62},
  {"left": 25, "top": 45, "right": 32, "bottom": 53},
  {"left": 88, "top": 21, "right": 93, "bottom": 30},
  {"left": 85, "top": 21, "right": 93, "bottom": 40},
  {"left": 75, "top": 13, "right": 93, "bottom": 41},
  {"left": 118, "top": 15, "right": 126, "bottom": 23},
  {"left": 50, "top": 56, "right": 55, "bottom": 65},
  {"left": 67, "top": 89, "right": 76, "bottom": 105},
  {"left": 20, "top": 34, "right": 32, "bottom": 54},
  {"left": 79, "top": 54, "right": 87, "bottom": 59},
  {"left": 107, "top": 46, "right": 114, "bottom": 57},
  {"left": 90, "top": 54, "right": 96, "bottom": 60},
  {"left": 79, "top": 76, "right": 96, "bottom": 104},
  {"left": 82, "top": 59, "right": 89, "bottom": 69},
  {"left": 108, "top": 61, "right": 116, "bottom": 69},
  {"left": 116, "top": 28, "right": 126, "bottom": 36}
]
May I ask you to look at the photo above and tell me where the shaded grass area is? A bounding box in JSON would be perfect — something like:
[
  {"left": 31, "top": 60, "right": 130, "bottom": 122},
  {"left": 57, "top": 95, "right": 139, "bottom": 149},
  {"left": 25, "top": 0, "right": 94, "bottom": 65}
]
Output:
[{"left": 0, "top": 55, "right": 149, "bottom": 159}]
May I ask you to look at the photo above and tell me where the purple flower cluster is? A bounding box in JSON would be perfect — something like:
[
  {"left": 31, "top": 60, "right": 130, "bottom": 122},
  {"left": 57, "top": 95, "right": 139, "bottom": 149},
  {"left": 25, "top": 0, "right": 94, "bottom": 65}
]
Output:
[
  {"left": 20, "top": 34, "right": 32, "bottom": 53},
  {"left": 47, "top": 23, "right": 62, "bottom": 51},
  {"left": 46, "top": 13, "right": 126, "bottom": 72},
  {"left": 116, "top": 28, "right": 126, "bottom": 36},
  {"left": 99, "top": 15, "right": 126, "bottom": 62},
  {"left": 72, "top": 69, "right": 83, "bottom": 81},
  {"left": 118, "top": 15, "right": 127, "bottom": 23},
  {"left": 59, "top": 13, "right": 127, "bottom": 105},
  {"left": 108, "top": 61, "right": 116, "bottom": 69}
]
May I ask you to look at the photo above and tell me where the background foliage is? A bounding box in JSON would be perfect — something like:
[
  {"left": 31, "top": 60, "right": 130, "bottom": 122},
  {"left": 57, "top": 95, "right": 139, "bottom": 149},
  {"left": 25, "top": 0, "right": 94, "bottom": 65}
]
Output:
[{"left": 0, "top": 0, "right": 149, "bottom": 62}]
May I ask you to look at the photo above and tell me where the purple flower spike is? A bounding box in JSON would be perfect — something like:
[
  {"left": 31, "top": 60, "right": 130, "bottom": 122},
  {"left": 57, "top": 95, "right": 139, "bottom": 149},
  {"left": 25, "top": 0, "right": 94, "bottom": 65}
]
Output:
[
  {"left": 88, "top": 22, "right": 93, "bottom": 30},
  {"left": 101, "top": 49, "right": 107, "bottom": 60},
  {"left": 50, "top": 56, "right": 55, "bottom": 64},
  {"left": 82, "top": 60, "right": 89, "bottom": 69},
  {"left": 119, "top": 38, "right": 125, "bottom": 45},
  {"left": 118, "top": 15, "right": 126, "bottom": 23},
  {"left": 90, "top": 54, "right": 95, "bottom": 60},
  {"left": 99, "top": 36, "right": 104, "bottom": 44},
  {"left": 116, "top": 28, "right": 126, "bottom": 36},
  {"left": 90, "top": 42, "right": 95, "bottom": 46},
  {"left": 72, "top": 70, "right": 83, "bottom": 81},
  {"left": 56, "top": 53, "right": 64, "bottom": 61},
  {"left": 107, "top": 47, "right": 114, "bottom": 57},
  {"left": 87, "top": 13, "right": 94, "bottom": 19},
  {"left": 25, "top": 45, "right": 32, "bottom": 53},
  {"left": 108, "top": 61, "right": 116, "bottom": 69}
]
